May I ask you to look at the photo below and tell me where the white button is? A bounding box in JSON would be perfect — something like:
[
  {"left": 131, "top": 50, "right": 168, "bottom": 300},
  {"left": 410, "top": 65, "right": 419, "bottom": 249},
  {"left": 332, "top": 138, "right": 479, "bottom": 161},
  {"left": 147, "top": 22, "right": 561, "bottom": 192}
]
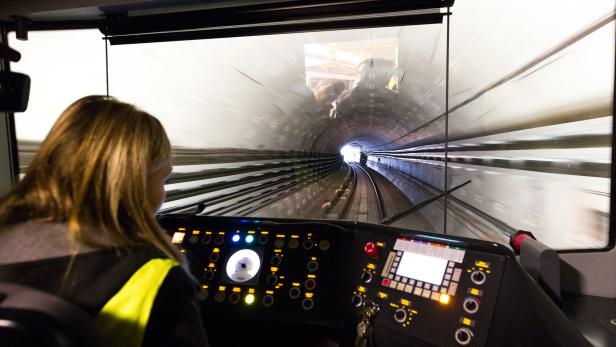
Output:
[
  {"left": 397, "top": 282, "right": 405, "bottom": 291},
  {"left": 417, "top": 281, "right": 423, "bottom": 287},
  {"left": 443, "top": 280, "right": 450, "bottom": 286},
  {"left": 449, "top": 261, "right": 455, "bottom": 266},
  {"left": 446, "top": 268, "right": 453, "bottom": 274},
  {"left": 389, "top": 281, "right": 398, "bottom": 289},
  {"left": 388, "top": 274, "right": 393, "bottom": 279},
  {"left": 414, "top": 287, "right": 422, "bottom": 296},
  {"left": 393, "top": 262, "right": 399, "bottom": 267},
  {"left": 431, "top": 292, "right": 440, "bottom": 301},
  {"left": 422, "top": 290, "right": 431, "bottom": 298},
  {"left": 409, "top": 280, "right": 416, "bottom": 285},
  {"left": 440, "top": 288, "right": 447, "bottom": 293},
  {"left": 404, "top": 285, "right": 414, "bottom": 293},
  {"left": 432, "top": 285, "right": 439, "bottom": 291},
  {"left": 395, "top": 256, "right": 401, "bottom": 261},
  {"left": 402, "top": 278, "right": 408, "bottom": 284},
  {"left": 444, "top": 274, "right": 451, "bottom": 280},
  {"left": 448, "top": 282, "right": 458, "bottom": 296},
  {"left": 453, "top": 269, "right": 462, "bottom": 282},
  {"left": 395, "top": 276, "right": 401, "bottom": 281},
  {"left": 424, "top": 283, "right": 431, "bottom": 289}
]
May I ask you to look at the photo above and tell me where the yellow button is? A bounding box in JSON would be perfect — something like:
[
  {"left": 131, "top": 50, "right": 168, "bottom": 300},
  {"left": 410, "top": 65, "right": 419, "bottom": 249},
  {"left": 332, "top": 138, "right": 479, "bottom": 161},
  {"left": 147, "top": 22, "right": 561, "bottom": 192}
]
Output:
[{"left": 439, "top": 294, "right": 450, "bottom": 304}]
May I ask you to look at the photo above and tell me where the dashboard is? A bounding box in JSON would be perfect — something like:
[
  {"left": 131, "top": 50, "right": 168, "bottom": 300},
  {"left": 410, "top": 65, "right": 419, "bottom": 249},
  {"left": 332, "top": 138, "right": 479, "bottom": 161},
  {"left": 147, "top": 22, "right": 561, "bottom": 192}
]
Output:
[{"left": 159, "top": 215, "right": 590, "bottom": 347}]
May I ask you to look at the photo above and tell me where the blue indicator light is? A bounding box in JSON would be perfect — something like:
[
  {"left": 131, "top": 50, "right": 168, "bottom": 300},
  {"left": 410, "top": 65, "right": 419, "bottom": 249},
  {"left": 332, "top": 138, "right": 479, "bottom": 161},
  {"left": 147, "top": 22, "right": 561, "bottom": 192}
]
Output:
[
  {"left": 232, "top": 235, "right": 240, "bottom": 242},
  {"left": 245, "top": 235, "right": 255, "bottom": 243},
  {"left": 416, "top": 234, "right": 462, "bottom": 244}
]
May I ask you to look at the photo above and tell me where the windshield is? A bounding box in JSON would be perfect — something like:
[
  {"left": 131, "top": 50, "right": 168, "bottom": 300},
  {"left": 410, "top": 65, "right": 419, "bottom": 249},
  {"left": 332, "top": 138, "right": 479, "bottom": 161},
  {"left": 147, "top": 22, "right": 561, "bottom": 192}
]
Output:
[{"left": 9, "top": 0, "right": 615, "bottom": 250}]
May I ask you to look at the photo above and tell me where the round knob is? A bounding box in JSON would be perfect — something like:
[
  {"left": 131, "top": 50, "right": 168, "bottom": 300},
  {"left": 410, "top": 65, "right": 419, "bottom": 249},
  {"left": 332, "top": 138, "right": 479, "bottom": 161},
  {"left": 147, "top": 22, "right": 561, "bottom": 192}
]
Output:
[
  {"left": 258, "top": 235, "right": 269, "bottom": 245},
  {"left": 360, "top": 271, "right": 373, "bottom": 284},
  {"left": 262, "top": 295, "right": 274, "bottom": 307},
  {"left": 201, "top": 235, "right": 212, "bottom": 244},
  {"left": 303, "top": 239, "right": 314, "bottom": 250},
  {"left": 307, "top": 261, "right": 319, "bottom": 272},
  {"left": 229, "top": 292, "right": 240, "bottom": 304},
  {"left": 214, "top": 235, "right": 224, "bottom": 245},
  {"left": 463, "top": 297, "right": 480, "bottom": 314},
  {"left": 267, "top": 274, "right": 278, "bottom": 286},
  {"left": 289, "top": 239, "right": 300, "bottom": 249},
  {"left": 214, "top": 291, "right": 226, "bottom": 303},
  {"left": 289, "top": 287, "right": 301, "bottom": 299},
  {"left": 208, "top": 253, "right": 220, "bottom": 262},
  {"left": 394, "top": 308, "right": 407, "bottom": 323},
  {"left": 302, "top": 298, "right": 314, "bottom": 311},
  {"left": 471, "top": 270, "right": 486, "bottom": 285},
  {"left": 202, "top": 270, "right": 215, "bottom": 282},
  {"left": 270, "top": 255, "right": 282, "bottom": 266},
  {"left": 351, "top": 294, "right": 363, "bottom": 308},
  {"left": 455, "top": 327, "right": 473, "bottom": 345},
  {"left": 196, "top": 288, "right": 209, "bottom": 301},
  {"left": 305, "top": 278, "right": 317, "bottom": 290},
  {"left": 364, "top": 242, "right": 379, "bottom": 259},
  {"left": 189, "top": 235, "right": 199, "bottom": 244}
]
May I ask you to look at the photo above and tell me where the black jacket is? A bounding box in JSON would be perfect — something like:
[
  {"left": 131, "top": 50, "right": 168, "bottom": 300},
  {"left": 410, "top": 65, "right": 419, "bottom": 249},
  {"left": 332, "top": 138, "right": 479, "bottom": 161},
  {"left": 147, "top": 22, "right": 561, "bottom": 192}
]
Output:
[{"left": 0, "top": 222, "right": 209, "bottom": 347}]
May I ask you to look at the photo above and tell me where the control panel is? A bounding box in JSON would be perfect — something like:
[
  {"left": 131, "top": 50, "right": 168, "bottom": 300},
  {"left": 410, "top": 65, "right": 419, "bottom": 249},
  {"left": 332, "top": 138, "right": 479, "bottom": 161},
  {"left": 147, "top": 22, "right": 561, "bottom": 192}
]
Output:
[
  {"left": 350, "top": 234, "right": 506, "bottom": 346},
  {"left": 162, "top": 217, "right": 346, "bottom": 327}
]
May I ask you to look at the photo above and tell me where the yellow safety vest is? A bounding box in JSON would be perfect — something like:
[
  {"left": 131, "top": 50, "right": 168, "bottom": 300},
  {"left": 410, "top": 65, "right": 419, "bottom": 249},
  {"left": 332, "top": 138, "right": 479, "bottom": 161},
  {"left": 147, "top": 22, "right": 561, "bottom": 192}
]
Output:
[{"left": 94, "top": 258, "right": 178, "bottom": 347}]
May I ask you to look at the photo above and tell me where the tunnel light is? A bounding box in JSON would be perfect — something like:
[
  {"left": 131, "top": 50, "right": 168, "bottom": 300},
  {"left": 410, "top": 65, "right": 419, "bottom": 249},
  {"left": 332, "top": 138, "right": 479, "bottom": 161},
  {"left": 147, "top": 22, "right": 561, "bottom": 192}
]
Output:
[{"left": 340, "top": 144, "right": 361, "bottom": 163}]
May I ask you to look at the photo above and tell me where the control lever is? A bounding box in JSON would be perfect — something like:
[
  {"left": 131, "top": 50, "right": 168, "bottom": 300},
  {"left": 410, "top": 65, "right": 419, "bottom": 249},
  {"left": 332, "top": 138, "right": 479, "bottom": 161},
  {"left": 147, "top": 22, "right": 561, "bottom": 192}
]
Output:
[{"left": 355, "top": 301, "right": 380, "bottom": 347}]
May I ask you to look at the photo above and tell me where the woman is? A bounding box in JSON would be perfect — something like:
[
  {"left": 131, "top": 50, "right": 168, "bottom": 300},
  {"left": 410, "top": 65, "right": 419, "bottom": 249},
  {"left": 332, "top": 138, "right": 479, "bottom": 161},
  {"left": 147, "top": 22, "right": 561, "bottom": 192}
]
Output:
[{"left": 0, "top": 95, "right": 208, "bottom": 347}]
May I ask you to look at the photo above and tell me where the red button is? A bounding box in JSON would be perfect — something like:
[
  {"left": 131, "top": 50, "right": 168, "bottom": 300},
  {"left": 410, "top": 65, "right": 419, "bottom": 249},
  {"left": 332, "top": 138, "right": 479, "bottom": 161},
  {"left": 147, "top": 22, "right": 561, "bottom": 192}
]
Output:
[
  {"left": 364, "top": 242, "right": 379, "bottom": 259},
  {"left": 382, "top": 278, "right": 390, "bottom": 287}
]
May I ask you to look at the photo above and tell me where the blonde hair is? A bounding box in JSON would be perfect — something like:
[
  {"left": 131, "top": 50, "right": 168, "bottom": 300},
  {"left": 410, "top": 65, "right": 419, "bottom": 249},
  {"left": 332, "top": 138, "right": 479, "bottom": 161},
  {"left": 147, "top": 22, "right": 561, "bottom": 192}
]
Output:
[{"left": 0, "top": 95, "right": 180, "bottom": 262}]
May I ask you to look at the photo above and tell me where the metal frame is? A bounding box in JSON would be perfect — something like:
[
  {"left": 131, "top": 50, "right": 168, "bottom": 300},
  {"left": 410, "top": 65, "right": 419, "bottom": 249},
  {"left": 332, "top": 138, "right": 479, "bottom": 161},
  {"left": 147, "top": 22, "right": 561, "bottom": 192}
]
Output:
[{"left": 0, "top": 24, "right": 19, "bottom": 197}]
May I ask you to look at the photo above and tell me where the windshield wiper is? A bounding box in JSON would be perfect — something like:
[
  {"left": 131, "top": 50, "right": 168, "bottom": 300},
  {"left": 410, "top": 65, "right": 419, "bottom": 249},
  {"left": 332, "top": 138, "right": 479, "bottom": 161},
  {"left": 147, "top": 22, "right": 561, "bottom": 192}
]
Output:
[{"left": 380, "top": 180, "right": 471, "bottom": 225}]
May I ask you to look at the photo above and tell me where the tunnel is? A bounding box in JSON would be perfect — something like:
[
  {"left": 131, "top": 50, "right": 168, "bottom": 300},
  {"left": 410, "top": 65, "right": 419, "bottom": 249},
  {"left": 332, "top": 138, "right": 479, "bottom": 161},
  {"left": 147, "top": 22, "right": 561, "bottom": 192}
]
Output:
[{"left": 9, "top": 0, "right": 615, "bottom": 251}]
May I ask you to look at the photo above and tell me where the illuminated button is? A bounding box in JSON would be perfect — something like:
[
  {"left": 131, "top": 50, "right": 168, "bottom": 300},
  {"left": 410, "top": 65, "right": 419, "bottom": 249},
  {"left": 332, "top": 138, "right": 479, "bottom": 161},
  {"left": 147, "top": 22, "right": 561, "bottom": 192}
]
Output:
[
  {"left": 431, "top": 292, "right": 440, "bottom": 301},
  {"left": 307, "top": 261, "right": 319, "bottom": 272},
  {"left": 417, "top": 281, "right": 423, "bottom": 287},
  {"left": 394, "top": 276, "right": 401, "bottom": 281},
  {"left": 214, "top": 235, "right": 224, "bottom": 245},
  {"left": 439, "top": 294, "right": 450, "bottom": 304},
  {"left": 475, "top": 260, "right": 490, "bottom": 269},
  {"left": 422, "top": 290, "right": 431, "bottom": 298},
  {"left": 449, "top": 261, "right": 455, "bottom": 266},
  {"left": 363, "top": 242, "right": 379, "bottom": 259},
  {"left": 424, "top": 283, "right": 431, "bottom": 289},
  {"left": 245, "top": 294, "right": 255, "bottom": 305},
  {"left": 401, "top": 278, "right": 408, "bottom": 284},
  {"left": 446, "top": 268, "right": 453, "bottom": 274},
  {"left": 289, "top": 287, "right": 301, "bottom": 299},
  {"left": 305, "top": 279, "right": 317, "bottom": 290},
  {"left": 392, "top": 262, "right": 399, "bottom": 268},
  {"left": 274, "top": 238, "right": 285, "bottom": 248},
  {"left": 267, "top": 274, "right": 278, "bottom": 286},
  {"left": 201, "top": 235, "right": 212, "bottom": 245},
  {"left": 404, "top": 285, "right": 413, "bottom": 294},
  {"left": 453, "top": 269, "right": 462, "bottom": 282},
  {"left": 209, "top": 253, "right": 220, "bottom": 262},
  {"left": 413, "top": 287, "right": 422, "bottom": 296},
  {"left": 303, "top": 239, "right": 314, "bottom": 250},
  {"left": 394, "top": 256, "right": 400, "bottom": 261},
  {"left": 387, "top": 274, "right": 393, "bottom": 280},
  {"left": 245, "top": 235, "right": 255, "bottom": 244},
  {"left": 289, "top": 239, "right": 299, "bottom": 249},
  {"left": 389, "top": 281, "right": 398, "bottom": 289},
  {"left": 432, "top": 285, "right": 439, "bottom": 291},
  {"left": 441, "top": 288, "right": 447, "bottom": 293},
  {"left": 188, "top": 235, "right": 199, "bottom": 244},
  {"left": 397, "top": 282, "right": 405, "bottom": 291},
  {"left": 443, "top": 280, "right": 450, "bottom": 286},
  {"left": 319, "top": 240, "right": 330, "bottom": 251},
  {"left": 302, "top": 298, "right": 314, "bottom": 311},
  {"left": 258, "top": 235, "right": 269, "bottom": 245},
  {"left": 262, "top": 295, "right": 274, "bottom": 307},
  {"left": 229, "top": 292, "right": 241, "bottom": 304},
  {"left": 214, "top": 291, "right": 226, "bottom": 303},
  {"left": 232, "top": 234, "right": 240, "bottom": 243},
  {"left": 409, "top": 280, "right": 415, "bottom": 285},
  {"left": 445, "top": 274, "right": 452, "bottom": 280},
  {"left": 381, "top": 278, "right": 390, "bottom": 287}
]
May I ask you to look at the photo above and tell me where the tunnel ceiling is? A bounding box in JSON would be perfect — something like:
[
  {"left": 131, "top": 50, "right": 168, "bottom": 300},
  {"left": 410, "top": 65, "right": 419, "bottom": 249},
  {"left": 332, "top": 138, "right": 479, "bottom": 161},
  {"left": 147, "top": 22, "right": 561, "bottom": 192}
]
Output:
[{"left": 10, "top": 0, "right": 615, "bottom": 155}]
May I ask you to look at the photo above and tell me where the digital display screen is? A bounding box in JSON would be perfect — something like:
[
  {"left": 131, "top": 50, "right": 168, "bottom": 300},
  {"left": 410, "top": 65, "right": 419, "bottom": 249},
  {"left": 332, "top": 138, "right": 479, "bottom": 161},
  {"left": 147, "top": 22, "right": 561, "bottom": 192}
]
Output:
[{"left": 395, "top": 252, "right": 448, "bottom": 285}]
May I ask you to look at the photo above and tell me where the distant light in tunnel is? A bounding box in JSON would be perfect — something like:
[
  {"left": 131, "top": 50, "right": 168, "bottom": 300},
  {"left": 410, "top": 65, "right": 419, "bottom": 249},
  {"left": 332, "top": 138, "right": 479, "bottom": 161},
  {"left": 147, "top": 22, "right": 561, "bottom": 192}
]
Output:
[{"left": 340, "top": 144, "right": 361, "bottom": 163}]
